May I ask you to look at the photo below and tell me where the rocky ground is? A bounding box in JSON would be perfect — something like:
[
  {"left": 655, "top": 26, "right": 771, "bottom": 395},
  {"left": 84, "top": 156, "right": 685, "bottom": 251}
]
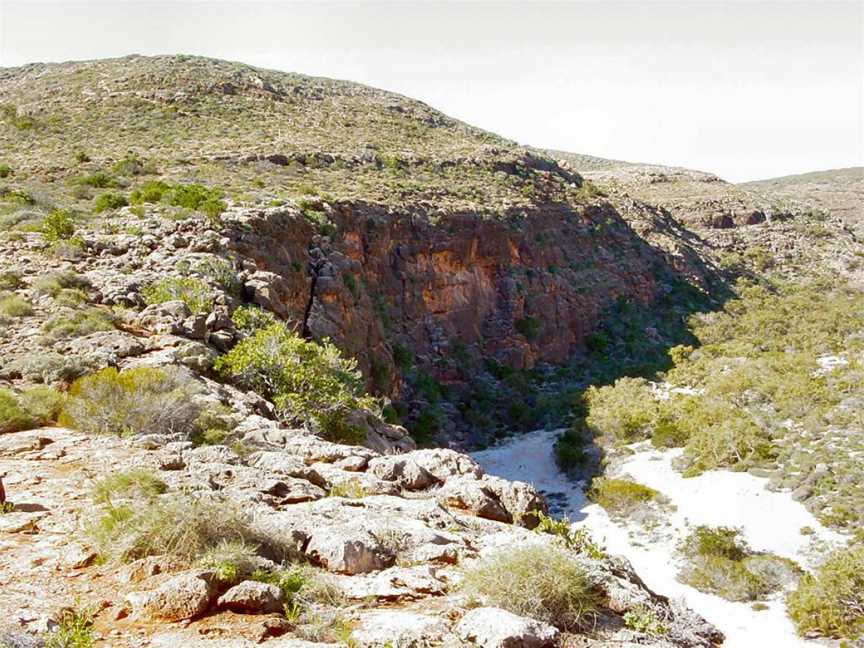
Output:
[
  {"left": 548, "top": 151, "right": 863, "bottom": 285},
  {"left": 1, "top": 53, "right": 861, "bottom": 647},
  {"left": 0, "top": 422, "right": 722, "bottom": 647},
  {"left": 0, "top": 155, "right": 722, "bottom": 646}
]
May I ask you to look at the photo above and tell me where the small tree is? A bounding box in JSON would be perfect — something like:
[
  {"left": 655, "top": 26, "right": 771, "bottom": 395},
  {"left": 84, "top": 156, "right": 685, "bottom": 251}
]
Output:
[{"left": 215, "top": 323, "right": 376, "bottom": 442}]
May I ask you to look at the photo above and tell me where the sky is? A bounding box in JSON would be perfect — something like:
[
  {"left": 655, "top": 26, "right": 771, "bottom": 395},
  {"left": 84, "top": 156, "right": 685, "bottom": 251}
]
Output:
[{"left": 0, "top": 1, "right": 861, "bottom": 182}]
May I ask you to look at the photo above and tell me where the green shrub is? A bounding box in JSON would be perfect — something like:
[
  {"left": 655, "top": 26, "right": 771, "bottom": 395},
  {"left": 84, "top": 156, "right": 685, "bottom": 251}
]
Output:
[
  {"left": 677, "top": 526, "right": 793, "bottom": 602},
  {"left": 193, "top": 257, "right": 239, "bottom": 294},
  {"left": 44, "top": 606, "right": 95, "bottom": 648},
  {"left": 0, "top": 163, "right": 11, "bottom": 178},
  {"left": 786, "top": 543, "right": 864, "bottom": 640},
  {"left": 0, "top": 187, "right": 35, "bottom": 206},
  {"left": 411, "top": 406, "right": 440, "bottom": 446},
  {"left": 18, "top": 386, "right": 64, "bottom": 424},
  {"left": 623, "top": 605, "right": 668, "bottom": 635},
  {"left": 198, "top": 539, "right": 260, "bottom": 583},
  {"left": 681, "top": 554, "right": 774, "bottom": 602},
  {"left": 682, "top": 526, "right": 749, "bottom": 561},
  {"left": 392, "top": 343, "right": 413, "bottom": 371},
  {"left": 0, "top": 293, "right": 33, "bottom": 317},
  {"left": 554, "top": 421, "right": 594, "bottom": 475},
  {"left": 0, "top": 389, "right": 35, "bottom": 433},
  {"left": 0, "top": 270, "right": 23, "bottom": 290},
  {"left": 215, "top": 322, "right": 377, "bottom": 443},
  {"left": 42, "top": 308, "right": 114, "bottom": 338},
  {"left": 130, "top": 180, "right": 170, "bottom": 204},
  {"left": 650, "top": 416, "right": 689, "bottom": 448},
  {"left": 533, "top": 511, "right": 605, "bottom": 559},
  {"left": 0, "top": 104, "right": 37, "bottom": 130},
  {"left": 89, "top": 492, "right": 259, "bottom": 564},
  {"left": 328, "top": 478, "right": 369, "bottom": 499},
  {"left": 190, "top": 403, "right": 236, "bottom": 447},
  {"left": 678, "top": 397, "right": 773, "bottom": 475},
  {"left": 60, "top": 366, "right": 201, "bottom": 437},
  {"left": 232, "top": 304, "right": 278, "bottom": 333},
  {"left": 111, "top": 153, "right": 153, "bottom": 177},
  {"left": 34, "top": 271, "right": 89, "bottom": 297},
  {"left": 141, "top": 276, "right": 214, "bottom": 315},
  {"left": 461, "top": 544, "right": 601, "bottom": 631},
  {"left": 515, "top": 316, "right": 540, "bottom": 341},
  {"left": 588, "top": 477, "right": 662, "bottom": 517},
  {"left": 75, "top": 170, "right": 118, "bottom": 188},
  {"left": 252, "top": 564, "right": 342, "bottom": 620},
  {"left": 0, "top": 386, "right": 64, "bottom": 432},
  {"left": 53, "top": 288, "right": 89, "bottom": 307},
  {"left": 585, "top": 377, "right": 658, "bottom": 442},
  {"left": 144, "top": 183, "right": 226, "bottom": 223},
  {"left": 40, "top": 209, "right": 75, "bottom": 242},
  {"left": 92, "top": 469, "right": 168, "bottom": 507},
  {"left": 93, "top": 191, "right": 128, "bottom": 213}
]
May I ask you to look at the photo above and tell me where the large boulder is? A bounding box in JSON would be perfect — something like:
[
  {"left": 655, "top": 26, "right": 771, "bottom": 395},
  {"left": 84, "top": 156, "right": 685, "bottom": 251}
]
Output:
[
  {"left": 436, "top": 476, "right": 511, "bottom": 523},
  {"left": 367, "top": 455, "right": 437, "bottom": 491},
  {"left": 304, "top": 527, "right": 392, "bottom": 574},
  {"left": 457, "top": 608, "right": 559, "bottom": 648},
  {"left": 217, "top": 580, "right": 284, "bottom": 614},
  {"left": 409, "top": 448, "right": 484, "bottom": 481},
  {"left": 479, "top": 475, "right": 548, "bottom": 528},
  {"left": 135, "top": 300, "right": 190, "bottom": 334},
  {"left": 126, "top": 570, "right": 217, "bottom": 621},
  {"left": 351, "top": 609, "right": 450, "bottom": 647},
  {"left": 345, "top": 409, "right": 416, "bottom": 455}
]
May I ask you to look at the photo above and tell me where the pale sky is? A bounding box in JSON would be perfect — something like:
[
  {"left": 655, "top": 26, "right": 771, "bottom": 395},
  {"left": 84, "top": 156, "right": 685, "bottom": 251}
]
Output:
[{"left": 1, "top": 0, "right": 862, "bottom": 181}]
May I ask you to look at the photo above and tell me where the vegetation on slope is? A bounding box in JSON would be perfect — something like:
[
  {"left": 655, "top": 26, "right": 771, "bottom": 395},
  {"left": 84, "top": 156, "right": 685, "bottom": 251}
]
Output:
[
  {"left": 786, "top": 542, "right": 864, "bottom": 641},
  {"left": 568, "top": 278, "right": 864, "bottom": 530},
  {"left": 0, "top": 55, "right": 593, "bottom": 218},
  {"left": 677, "top": 526, "right": 800, "bottom": 602},
  {"left": 215, "top": 322, "right": 380, "bottom": 443}
]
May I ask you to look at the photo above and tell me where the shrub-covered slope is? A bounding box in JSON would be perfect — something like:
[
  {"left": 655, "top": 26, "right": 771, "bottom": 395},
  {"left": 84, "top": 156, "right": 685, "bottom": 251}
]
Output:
[{"left": 0, "top": 55, "right": 728, "bottom": 443}]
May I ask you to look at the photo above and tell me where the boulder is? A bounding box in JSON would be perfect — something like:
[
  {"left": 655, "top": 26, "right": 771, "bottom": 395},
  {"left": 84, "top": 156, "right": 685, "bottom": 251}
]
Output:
[
  {"left": 368, "top": 455, "right": 437, "bottom": 491},
  {"left": 457, "top": 608, "right": 559, "bottom": 648},
  {"left": 126, "top": 570, "right": 217, "bottom": 621},
  {"left": 345, "top": 409, "right": 416, "bottom": 455},
  {"left": 410, "top": 448, "right": 484, "bottom": 481},
  {"left": 436, "top": 477, "right": 511, "bottom": 523},
  {"left": 60, "top": 543, "right": 97, "bottom": 569},
  {"left": 217, "top": 580, "right": 284, "bottom": 614},
  {"left": 66, "top": 330, "right": 145, "bottom": 364},
  {"left": 136, "top": 300, "right": 190, "bottom": 334},
  {"left": 333, "top": 565, "right": 446, "bottom": 601},
  {"left": 304, "top": 527, "right": 392, "bottom": 574},
  {"left": 351, "top": 609, "right": 450, "bottom": 647},
  {"left": 480, "top": 475, "right": 548, "bottom": 528},
  {"left": 258, "top": 477, "right": 326, "bottom": 504}
]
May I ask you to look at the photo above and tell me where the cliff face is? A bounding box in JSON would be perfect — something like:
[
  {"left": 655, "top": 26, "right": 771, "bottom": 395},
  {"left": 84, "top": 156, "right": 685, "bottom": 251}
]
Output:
[{"left": 228, "top": 199, "right": 675, "bottom": 399}]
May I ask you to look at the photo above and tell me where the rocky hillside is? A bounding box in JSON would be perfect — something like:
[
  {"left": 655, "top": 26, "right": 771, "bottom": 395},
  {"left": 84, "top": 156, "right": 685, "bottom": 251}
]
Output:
[
  {"left": 0, "top": 53, "right": 860, "bottom": 647},
  {"left": 547, "top": 150, "right": 863, "bottom": 284},
  {"left": 0, "top": 55, "right": 726, "bottom": 443},
  {"left": 0, "top": 54, "right": 736, "bottom": 648},
  {"left": 742, "top": 168, "right": 864, "bottom": 232}
]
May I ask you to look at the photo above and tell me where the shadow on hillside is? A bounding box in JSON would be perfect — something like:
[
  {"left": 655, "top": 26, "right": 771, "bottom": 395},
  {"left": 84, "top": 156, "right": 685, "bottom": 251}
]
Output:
[
  {"left": 453, "top": 198, "right": 733, "bottom": 447},
  {"left": 467, "top": 200, "right": 736, "bottom": 520}
]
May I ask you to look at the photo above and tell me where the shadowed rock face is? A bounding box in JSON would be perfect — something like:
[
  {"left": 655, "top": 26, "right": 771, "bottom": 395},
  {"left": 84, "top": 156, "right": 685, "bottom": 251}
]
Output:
[{"left": 227, "top": 199, "right": 687, "bottom": 396}]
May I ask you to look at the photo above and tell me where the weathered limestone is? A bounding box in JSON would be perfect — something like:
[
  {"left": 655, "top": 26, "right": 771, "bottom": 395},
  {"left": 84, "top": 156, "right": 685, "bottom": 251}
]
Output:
[{"left": 457, "top": 607, "right": 559, "bottom": 648}]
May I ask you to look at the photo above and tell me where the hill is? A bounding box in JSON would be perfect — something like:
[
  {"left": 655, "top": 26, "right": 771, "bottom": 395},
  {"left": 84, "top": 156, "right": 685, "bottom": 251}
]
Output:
[
  {"left": 0, "top": 54, "right": 861, "bottom": 647},
  {"left": 1, "top": 54, "right": 728, "bottom": 444}
]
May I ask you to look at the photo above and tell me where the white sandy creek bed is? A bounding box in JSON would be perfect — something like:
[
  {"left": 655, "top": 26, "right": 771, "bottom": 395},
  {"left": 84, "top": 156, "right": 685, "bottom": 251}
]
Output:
[{"left": 472, "top": 429, "right": 846, "bottom": 648}]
